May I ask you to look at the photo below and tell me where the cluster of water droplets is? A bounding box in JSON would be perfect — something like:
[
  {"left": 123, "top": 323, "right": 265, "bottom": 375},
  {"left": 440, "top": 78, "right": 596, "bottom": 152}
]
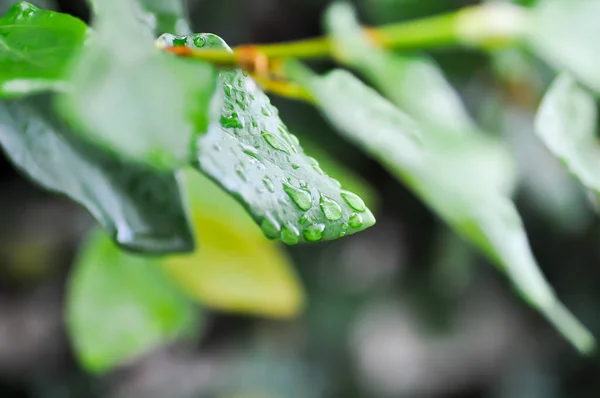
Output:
[{"left": 164, "top": 33, "right": 370, "bottom": 243}]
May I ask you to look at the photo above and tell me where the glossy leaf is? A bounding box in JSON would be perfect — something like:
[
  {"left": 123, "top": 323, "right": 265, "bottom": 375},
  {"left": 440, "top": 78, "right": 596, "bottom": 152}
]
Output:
[
  {"left": 158, "top": 33, "right": 375, "bottom": 243},
  {"left": 535, "top": 74, "right": 600, "bottom": 200},
  {"left": 0, "top": 2, "right": 87, "bottom": 97},
  {"left": 162, "top": 171, "right": 305, "bottom": 318},
  {"left": 67, "top": 229, "right": 200, "bottom": 373},
  {"left": 529, "top": 0, "right": 600, "bottom": 93},
  {"left": 59, "top": 0, "right": 216, "bottom": 168},
  {"left": 326, "top": 3, "right": 475, "bottom": 133},
  {"left": 0, "top": 95, "right": 195, "bottom": 253},
  {"left": 289, "top": 63, "right": 595, "bottom": 353}
]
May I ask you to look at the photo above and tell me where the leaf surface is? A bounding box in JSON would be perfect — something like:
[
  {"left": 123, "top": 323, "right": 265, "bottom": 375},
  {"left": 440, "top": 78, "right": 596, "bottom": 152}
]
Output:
[
  {"left": 158, "top": 33, "right": 376, "bottom": 243},
  {"left": 0, "top": 95, "right": 195, "bottom": 253}
]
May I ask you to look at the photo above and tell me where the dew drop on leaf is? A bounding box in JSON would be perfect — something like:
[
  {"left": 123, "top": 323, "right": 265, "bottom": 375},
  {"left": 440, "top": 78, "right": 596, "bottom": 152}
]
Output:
[
  {"left": 340, "top": 189, "right": 366, "bottom": 212},
  {"left": 349, "top": 213, "right": 363, "bottom": 228},
  {"left": 261, "top": 214, "right": 281, "bottom": 239},
  {"left": 220, "top": 113, "right": 243, "bottom": 129},
  {"left": 280, "top": 222, "right": 300, "bottom": 245},
  {"left": 320, "top": 195, "right": 343, "bottom": 221},
  {"left": 303, "top": 223, "right": 326, "bottom": 242},
  {"left": 261, "top": 132, "right": 290, "bottom": 154},
  {"left": 262, "top": 176, "right": 276, "bottom": 193},
  {"left": 283, "top": 181, "right": 312, "bottom": 211}
]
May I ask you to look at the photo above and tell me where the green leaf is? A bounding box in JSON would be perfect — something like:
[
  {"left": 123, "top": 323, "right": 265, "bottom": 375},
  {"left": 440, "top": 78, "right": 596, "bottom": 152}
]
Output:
[
  {"left": 326, "top": 3, "right": 475, "bottom": 133},
  {"left": 289, "top": 63, "right": 595, "bottom": 354},
  {"left": 162, "top": 171, "right": 305, "bottom": 318},
  {"left": 59, "top": 0, "right": 216, "bottom": 168},
  {"left": 0, "top": 2, "right": 87, "bottom": 97},
  {"left": 529, "top": 0, "right": 600, "bottom": 93},
  {"left": 535, "top": 73, "right": 600, "bottom": 199},
  {"left": 67, "top": 229, "right": 200, "bottom": 373},
  {"left": 0, "top": 95, "right": 195, "bottom": 253},
  {"left": 158, "top": 33, "right": 376, "bottom": 244}
]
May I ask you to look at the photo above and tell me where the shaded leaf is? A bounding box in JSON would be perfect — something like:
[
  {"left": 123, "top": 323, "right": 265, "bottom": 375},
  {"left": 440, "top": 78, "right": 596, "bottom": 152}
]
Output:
[
  {"left": 326, "top": 3, "right": 475, "bottom": 133},
  {"left": 535, "top": 73, "right": 600, "bottom": 201},
  {"left": 162, "top": 171, "right": 305, "bottom": 318},
  {"left": 529, "top": 0, "right": 600, "bottom": 93},
  {"left": 59, "top": 0, "right": 216, "bottom": 168},
  {"left": 0, "top": 2, "right": 87, "bottom": 97},
  {"left": 289, "top": 63, "right": 595, "bottom": 353},
  {"left": 158, "top": 33, "right": 375, "bottom": 243},
  {"left": 0, "top": 94, "right": 195, "bottom": 253},
  {"left": 67, "top": 229, "right": 200, "bottom": 373}
]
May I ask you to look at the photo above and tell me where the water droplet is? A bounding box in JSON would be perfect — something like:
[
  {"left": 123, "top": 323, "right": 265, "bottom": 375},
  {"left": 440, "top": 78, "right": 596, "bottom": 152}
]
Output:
[
  {"left": 338, "top": 231, "right": 346, "bottom": 238},
  {"left": 235, "top": 163, "right": 247, "bottom": 182},
  {"left": 299, "top": 214, "right": 310, "bottom": 225},
  {"left": 172, "top": 37, "right": 187, "bottom": 47},
  {"left": 261, "top": 106, "right": 272, "bottom": 116},
  {"left": 291, "top": 162, "right": 300, "bottom": 170},
  {"left": 262, "top": 131, "right": 290, "bottom": 154},
  {"left": 241, "top": 144, "right": 260, "bottom": 160},
  {"left": 193, "top": 35, "right": 206, "bottom": 47},
  {"left": 349, "top": 213, "right": 363, "bottom": 228},
  {"left": 283, "top": 182, "right": 312, "bottom": 211},
  {"left": 341, "top": 223, "right": 349, "bottom": 230},
  {"left": 220, "top": 113, "right": 243, "bottom": 129},
  {"left": 340, "top": 190, "right": 366, "bottom": 212},
  {"left": 320, "top": 195, "right": 343, "bottom": 221},
  {"left": 299, "top": 180, "right": 308, "bottom": 188},
  {"left": 261, "top": 214, "right": 280, "bottom": 239},
  {"left": 329, "top": 178, "right": 342, "bottom": 188},
  {"left": 280, "top": 223, "right": 300, "bottom": 245},
  {"left": 263, "top": 177, "right": 276, "bottom": 193},
  {"left": 223, "top": 84, "right": 232, "bottom": 97},
  {"left": 307, "top": 157, "right": 324, "bottom": 175},
  {"left": 212, "top": 142, "right": 222, "bottom": 152},
  {"left": 303, "top": 223, "right": 325, "bottom": 242}
]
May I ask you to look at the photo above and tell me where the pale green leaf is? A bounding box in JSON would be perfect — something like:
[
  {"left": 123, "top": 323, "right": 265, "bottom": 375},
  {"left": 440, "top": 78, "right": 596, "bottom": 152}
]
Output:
[
  {"left": 67, "top": 229, "right": 200, "bottom": 373},
  {"left": 289, "top": 63, "right": 595, "bottom": 353}
]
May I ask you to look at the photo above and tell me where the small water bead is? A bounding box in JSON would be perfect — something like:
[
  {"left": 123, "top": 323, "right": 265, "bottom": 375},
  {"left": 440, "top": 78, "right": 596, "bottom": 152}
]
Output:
[
  {"left": 261, "top": 106, "right": 272, "bottom": 117},
  {"left": 220, "top": 113, "right": 243, "bottom": 129},
  {"left": 341, "top": 223, "right": 349, "bottom": 230},
  {"left": 262, "top": 176, "right": 276, "bottom": 193},
  {"left": 223, "top": 84, "right": 232, "bottom": 97},
  {"left": 338, "top": 231, "right": 346, "bottom": 238},
  {"left": 319, "top": 195, "right": 343, "bottom": 221},
  {"left": 241, "top": 144, "right": 260, "bottom": 160},
  {"left": 283, "top": 182, "right": 312, "bottom": 211},
  {"left": 291, "top": 162, "right": 300, "bottom": 170},
  {"left": 262, "top": 132, "right": 290, "bottom": 154},
  {"left": 307, "top": 157, "right": 324, "bottom": 175},
  {"left": 299, "top": 180, "right": 308, "bottom": 188},
  {"left": 299, "top": 214, "right": 311, "bottom": 225},
  {"left": 349, "top": 213, "right": 363, "bottom": 228},
  {"left": 280, "top": 223, "right": 300, "bottom": 245},
  {"left": 193, "top": 35, "right": 206, "bottom": 48},
  {"left": 261, "top": 214, "right": 281, "bottom": 239},
  {"left": 235, "top": 163, "right": 248, "bottom": 182},
  {"left": 303, "top": 223, "right": 325, "bottom": 242},
  {"left": 172, "top": 37, "right": 187, "bottom": 47},
  {"left": 212, "top": 142, "right": 222, "bottom": 152},
  {"left": 340, "top": 189, "right": 366, "bottom": 212},
  {"left": 329, "top": 178, "right": 342, "bottom": 189}
]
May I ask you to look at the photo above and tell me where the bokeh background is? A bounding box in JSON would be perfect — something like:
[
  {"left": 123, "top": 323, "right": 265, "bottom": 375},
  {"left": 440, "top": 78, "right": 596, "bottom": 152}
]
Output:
[{"left": 2, "top": 0, "right": 600, "bottom": 397}]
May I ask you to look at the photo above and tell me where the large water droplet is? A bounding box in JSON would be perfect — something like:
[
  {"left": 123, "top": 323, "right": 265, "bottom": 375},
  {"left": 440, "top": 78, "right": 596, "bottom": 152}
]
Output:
[
  {"left": 303, "top": 223, "right": 325, "bottom": 242},
  {"left": 320, "top": 195, "right": 343, "bottom": 221},
  {"left": 220, "top": 113, "right": 243, "bottom": 129},
  {"left": 283, "top": 182, "right": 312, "bottom": 211},
  {"left": 192, "top": 35, "right": 206, "bottom": 47},
  {"left": 262, "top": 176, "right": 276, "bottom": 193},
  {"left": 280, "top": 223, "right": 300, "bottom": 245},
  {"left": 262, "top": 132, "right": 290, "bottom": 154},
  {"left": 261, "top": 214, "right": 280, "bottom": 239},
  {"left": 349, "top": 213, "right": 363, "bottom": 228},
  {"left": 340, "top": 190, "right": 366, "bottom": 212}
]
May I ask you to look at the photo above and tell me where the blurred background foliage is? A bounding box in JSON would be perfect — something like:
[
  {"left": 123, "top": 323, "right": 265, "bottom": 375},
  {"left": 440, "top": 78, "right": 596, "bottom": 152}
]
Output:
[{"left": 2, "top": 0, "right": 600, "bottom": 397}]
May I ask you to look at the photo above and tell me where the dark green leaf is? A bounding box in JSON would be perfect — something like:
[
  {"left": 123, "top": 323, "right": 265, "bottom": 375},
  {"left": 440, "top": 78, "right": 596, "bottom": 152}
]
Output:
[
  {"left": 67, "top": 229, "right": 200, "bottom": 373},
  {"left": 529, "top": 0, "right": 600, "bottom": 93},
  {"left": 0, "top": 2, "right": 87, "bottom": 97},
  {"left": 158, "top": 33, "right": 376, "bottom": 244},
  {"left": 59, "top": 0, "right": 216, "bottom": 168},
  {"left": 535, "top": 73, "right": 600, "bottom": 198},
  {"left": 0, "top": 95, "right": 195, "bottom": 253},
  {"left": 289, "top": 63, "right": 595, "bottom": 353},
  {"left": 326, "top": 3, "right": 475, "bottom": 133}
]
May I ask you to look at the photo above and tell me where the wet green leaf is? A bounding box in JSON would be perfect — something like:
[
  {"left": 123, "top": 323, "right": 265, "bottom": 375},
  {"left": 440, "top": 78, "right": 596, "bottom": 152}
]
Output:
[
  {"left": 162, "top": 171, "right": 305, "bottom": 318},
  {"left": 529, "top": 0, "right": 600, "bottom": 93},
  {"left": 67, "top": 229, "right": 200, "bottom": 373},
  {"left": 158, "top": 33, "right": 376, "bottom": 243},
  {"left": 59, "top": 0, "right": 216, "bottom": 168},
  {"left": 326, "top": 3, "right": 475, "bottom": 133},
  {"left": 0, "top": 95, "right": 195, "bottom": 253},
  {"left": 535, "top": 74, "right": 600, "bottom": 202},
  {"left": 290, "top": 63, "right": 595, "bottom": 353},
  {"left": 0, "top": 2, "right": 87, "bottom": 97}
]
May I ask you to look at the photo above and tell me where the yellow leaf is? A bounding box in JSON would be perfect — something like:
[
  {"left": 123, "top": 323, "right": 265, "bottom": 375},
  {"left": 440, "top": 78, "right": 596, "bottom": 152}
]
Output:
[{"left": 161, "top": 170, "right": 305, "bottom": 318}]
